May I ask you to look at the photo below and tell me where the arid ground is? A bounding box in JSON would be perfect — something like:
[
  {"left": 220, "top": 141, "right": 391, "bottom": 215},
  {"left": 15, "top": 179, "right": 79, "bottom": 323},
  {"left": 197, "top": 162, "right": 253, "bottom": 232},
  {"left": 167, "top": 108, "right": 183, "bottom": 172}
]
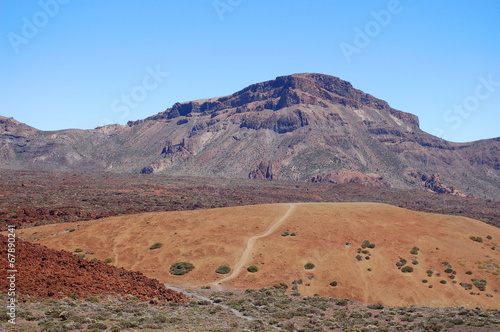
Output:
[{"left": 16, "top": 203, "right": 500, "bottom": 310}]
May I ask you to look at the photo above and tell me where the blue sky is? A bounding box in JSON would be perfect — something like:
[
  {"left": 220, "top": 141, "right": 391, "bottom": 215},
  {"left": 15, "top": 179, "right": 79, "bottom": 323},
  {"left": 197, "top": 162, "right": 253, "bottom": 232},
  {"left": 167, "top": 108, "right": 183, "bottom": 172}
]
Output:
[{"left": 1, "top": 0, "right": 499, "bottom": 143}]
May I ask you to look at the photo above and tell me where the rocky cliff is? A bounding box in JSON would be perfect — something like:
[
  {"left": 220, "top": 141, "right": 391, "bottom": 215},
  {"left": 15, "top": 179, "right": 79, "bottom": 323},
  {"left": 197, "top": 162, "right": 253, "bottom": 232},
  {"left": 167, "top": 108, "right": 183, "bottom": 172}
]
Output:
[{"left": 1, "top": 73, "right": 499, "bottom": 199}]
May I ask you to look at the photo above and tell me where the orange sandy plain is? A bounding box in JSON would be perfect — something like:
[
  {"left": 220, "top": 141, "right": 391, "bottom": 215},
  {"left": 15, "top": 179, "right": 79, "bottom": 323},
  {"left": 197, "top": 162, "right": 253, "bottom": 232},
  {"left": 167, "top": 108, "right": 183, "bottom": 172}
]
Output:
[{"left": 17, "top": 203, "right": 500, "bottom": 309}]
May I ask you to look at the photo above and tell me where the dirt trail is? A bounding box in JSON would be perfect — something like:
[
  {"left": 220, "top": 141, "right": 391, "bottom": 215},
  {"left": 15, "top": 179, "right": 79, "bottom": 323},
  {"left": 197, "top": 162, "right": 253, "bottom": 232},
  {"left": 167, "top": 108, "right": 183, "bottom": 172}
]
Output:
[{"left": 212, "top": 203, "right": 297, "bottom": 290}]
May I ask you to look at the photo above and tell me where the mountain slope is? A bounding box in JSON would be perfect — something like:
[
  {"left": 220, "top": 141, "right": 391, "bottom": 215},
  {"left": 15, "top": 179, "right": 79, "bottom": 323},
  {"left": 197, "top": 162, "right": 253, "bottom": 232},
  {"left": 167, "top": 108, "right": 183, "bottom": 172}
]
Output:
[{"left": 1, "top": 73, "right": 499, "bottom": 199}]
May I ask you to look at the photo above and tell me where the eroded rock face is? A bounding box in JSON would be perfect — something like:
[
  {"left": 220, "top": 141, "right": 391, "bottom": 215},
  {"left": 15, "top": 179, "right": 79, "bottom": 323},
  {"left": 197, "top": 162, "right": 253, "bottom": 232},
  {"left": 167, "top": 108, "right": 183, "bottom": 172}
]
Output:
[
  {"left": 0, "top": 235, "right": 187, "bottom": 302},
  {"left": 248, "top": 160, "right": 281, "bottom": 180},
  {"left": 404, "top": 168, "right": 467, "bottom": 197},
  {"left": 307, "top": 170, "right": 389, "bottom": 187}
]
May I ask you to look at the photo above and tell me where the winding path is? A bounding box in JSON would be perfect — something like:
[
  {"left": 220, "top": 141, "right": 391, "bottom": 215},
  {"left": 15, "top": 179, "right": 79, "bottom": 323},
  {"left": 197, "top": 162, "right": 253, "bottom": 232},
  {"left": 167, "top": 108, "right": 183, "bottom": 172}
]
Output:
[{"left": 212, "top": 203, "right": 297, "bottom": 290}]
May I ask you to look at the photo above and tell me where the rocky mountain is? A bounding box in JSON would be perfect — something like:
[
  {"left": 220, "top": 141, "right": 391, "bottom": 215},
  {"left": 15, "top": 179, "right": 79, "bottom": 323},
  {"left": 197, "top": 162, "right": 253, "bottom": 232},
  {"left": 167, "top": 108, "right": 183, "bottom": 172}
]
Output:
[{"left": 1, "top": 73, "right": 499, "bottom": 199}]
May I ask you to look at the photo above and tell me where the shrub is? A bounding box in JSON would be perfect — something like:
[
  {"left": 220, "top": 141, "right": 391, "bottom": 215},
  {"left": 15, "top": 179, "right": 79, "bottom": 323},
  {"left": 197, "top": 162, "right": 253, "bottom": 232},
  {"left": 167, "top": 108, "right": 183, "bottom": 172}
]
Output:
[
  {"left": 170, "top": 262, "right": 195, "bottom": 275},
  {"left": 361, "top": 240, "right": 375, "bottom": 249},
  {"left": 304, "top": 262, "right": 315, "bottom": 270},
  {"left": 465, "top": 271, "right": 473, "bottom": 275},
  {"left": 410, "top": 246, "right": 420, "bottom": 255},
  {"left": 281, "top": 231, "right": 290, "bottom": 237},
  {"left": 356, "top": 255, "right": 363, "bottom": 261},
  {"left": 247, "top": 265, "right": 259, "bottom": 273},
  {"left": 422, "top": 279, "right": 428, "bottom": 283},
  {"left": 396, "top": 258, "right": 407, "bottom": 269},
  {"left": 215, "top": 265, "right": 231, "bottom": 274},
  {"left": 367, "top": 303, "right": 384, "bottom": 310},
  {"left": 104, "top": 258, "right": 112, "bottom": 263},
  {"left": 444, "top": 268, "right": 453, "bottom": 274},
  {"left": 335, "top": 299, "right": 349, "bottom": 306},
  {"left": 426, "top": 269, "right": 434, "bottom": 277},
  {"left": 150, "top": 242, "right": 163, "bottom": 250},
  {"left": 440, "top": 280, "right": 447, "bottom": 284},
  {"left": 469, "top": 236, "right": 483, "bottom": 243},
  {"left": 472, "top": 279, "right": 487, "bottom": 291},
  {"left": 74, "top": 248, "right": 83, "bottom": 253},
  {"left": 329, "top": 281, "right": 337, "bottom": 287},
  {"left": 273, "top": 282, "right": 288, "bottom": 290},
  {"left": 401, "top": 266, "right": 414, "bottom": 273},
  {"left": 460, "top": 283, "right": 472, "bottom": 290},
  {"left": 290, "top": 233, "right": 296, "bottom": 236},
  {"left": 412, "top": 260, "right": 419, "bottom": 265},
  {"left": 361, "top": 250, "right": 369, "bottom": 254}
]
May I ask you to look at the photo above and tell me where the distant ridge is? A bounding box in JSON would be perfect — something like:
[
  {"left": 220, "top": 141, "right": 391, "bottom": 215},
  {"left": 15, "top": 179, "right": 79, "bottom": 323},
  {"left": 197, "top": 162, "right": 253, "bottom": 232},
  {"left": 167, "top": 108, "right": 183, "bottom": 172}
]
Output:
[{"left": 1, "top": 73, "right": 499, "bottom": 199}]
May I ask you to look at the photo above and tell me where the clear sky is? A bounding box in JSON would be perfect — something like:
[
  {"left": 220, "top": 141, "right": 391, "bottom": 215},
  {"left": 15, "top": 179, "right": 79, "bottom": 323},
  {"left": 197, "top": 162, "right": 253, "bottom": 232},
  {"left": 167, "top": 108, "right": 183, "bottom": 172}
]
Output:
[{"left": 1, "top": 0, "right": 499, "bottom": 143}]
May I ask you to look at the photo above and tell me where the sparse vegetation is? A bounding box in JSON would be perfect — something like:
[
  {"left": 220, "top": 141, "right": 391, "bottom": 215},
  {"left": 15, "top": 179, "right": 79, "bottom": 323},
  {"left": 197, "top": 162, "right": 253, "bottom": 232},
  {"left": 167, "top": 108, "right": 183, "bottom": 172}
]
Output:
[
  {"left": 329, "top": 281, "right": 337, "bottom": 287},
  {"left": 304, "top": 262, "right": 315, "bottom": 270},
  {"left": 215, "top": 265, "right": 231, "bottom": 274},
  {"left": 104, "top": 258, "right": 112, "bottom": 263},
  {"left": 472, "top": 279, "right": 487, "bottom": 291},
  {"left": 170, "top": 262, "right": 195, "bottom": 275},
  {"left": 247, "top": 265, "right": 258, "bottom": 273},
  {"left": 281, "top": 231, "right": 290, "bottom": 236},
  {"left": 396, "top": 257, "right": 407, "bottom": 269},
  {"left": 361, "top": 240, "right": 375, "bottom": 249},
  {"left": 149, "top": 242, "right": 163, "bottom": 250},
  {"left": 401, "top": 266, "right": 414, "bottom": 273},
  {"left": 410, "top": 246, "right": 419, "bottom": 255},
  {"left": 74, "top": 248, "right": 83, "bottom": 253},
  {"left": 470, "top": 236, "right": 484, "bottom": 243}
]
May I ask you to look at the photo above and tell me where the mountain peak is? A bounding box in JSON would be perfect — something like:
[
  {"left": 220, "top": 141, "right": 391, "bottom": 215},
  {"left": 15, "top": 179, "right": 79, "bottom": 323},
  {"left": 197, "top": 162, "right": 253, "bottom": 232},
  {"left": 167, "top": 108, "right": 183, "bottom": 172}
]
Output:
[{"left": 138, "top": 73, "right": 419, "bottom": 130}]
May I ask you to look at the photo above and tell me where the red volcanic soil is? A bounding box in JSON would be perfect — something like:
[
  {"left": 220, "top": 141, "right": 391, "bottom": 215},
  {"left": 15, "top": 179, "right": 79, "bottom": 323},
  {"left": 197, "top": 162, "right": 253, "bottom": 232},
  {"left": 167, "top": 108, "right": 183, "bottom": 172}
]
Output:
[{"left": 0, "top": 235, "right": 186, "bottom": 302}]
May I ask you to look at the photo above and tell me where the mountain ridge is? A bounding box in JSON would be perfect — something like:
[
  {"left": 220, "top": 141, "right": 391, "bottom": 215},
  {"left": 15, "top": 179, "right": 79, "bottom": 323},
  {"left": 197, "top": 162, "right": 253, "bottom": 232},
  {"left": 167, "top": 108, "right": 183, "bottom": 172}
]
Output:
[{"left": 1, "top": 73, "right": 499, "bottom": 199}]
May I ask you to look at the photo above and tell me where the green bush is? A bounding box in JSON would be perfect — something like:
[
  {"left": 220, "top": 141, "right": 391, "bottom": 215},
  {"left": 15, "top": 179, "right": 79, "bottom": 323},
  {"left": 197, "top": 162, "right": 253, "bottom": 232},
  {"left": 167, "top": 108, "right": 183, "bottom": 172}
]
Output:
[
  {"left": 281, "top": 231, "right": 290, "bottom": 236},
  {"left": 304, "top": 262, "right": 315, "bottom": 270},
  {"left": 247, "top": 265, "right": 259, "bottom": 273},
  {"left": 465, "top": 270, "right": 473, "bottom": 275},
  {"left": 329, "top": 281, "right": 337, "bottom": 287},
  {"left": 356, "top": 255, "right": 363, "bottom": 261},
  {"left": 150, "top": 242, "right": 163, "bottom": 250},
  {"left": 396, "top": 258, "right": 407, "bottom": 269},
  {"left": 104, "top": 258, "right": 112, "bottom": 263},
  {"left": 469, "top": 236, "right": 483, "bottom": 243},
  {"left": 440, "top": 280, "right": 447, "bottom": 284},
  {"left": 170, "top": 262, "right": 195, "bottom": 275},
  {"left": 361, "top": 240, "right": 375, "bottom": 249},
  {"left": 401, "top": 266, "right": 414, "bottom": 273},
  {"left": 410, "top": 246, "right": 420, "bottom": 255},
  {"left": 472, "top": 279, "right": 487, "bottom": 291},
  {"left": 74, "top": 248, "right": 83, "bottom": 253},
  {"left": 215, "top": 265, "right": 231, "bottom": 274}
]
